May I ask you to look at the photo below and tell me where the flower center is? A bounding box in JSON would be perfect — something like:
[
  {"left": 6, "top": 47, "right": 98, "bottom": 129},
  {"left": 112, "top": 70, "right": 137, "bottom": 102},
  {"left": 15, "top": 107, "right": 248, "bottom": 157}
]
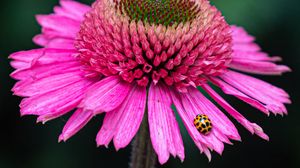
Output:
[
  {"left": 115, "top": 0, "right": 200, "bottom": 26},
  {"left": 75, "top": 0, "right": 233, "bottom": 92}
]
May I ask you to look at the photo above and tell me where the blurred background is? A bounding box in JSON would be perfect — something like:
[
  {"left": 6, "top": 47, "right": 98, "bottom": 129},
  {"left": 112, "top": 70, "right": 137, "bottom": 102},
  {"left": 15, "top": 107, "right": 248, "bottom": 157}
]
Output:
[{"left": 0, "top": 0, "right": 299, "bottom": 168}]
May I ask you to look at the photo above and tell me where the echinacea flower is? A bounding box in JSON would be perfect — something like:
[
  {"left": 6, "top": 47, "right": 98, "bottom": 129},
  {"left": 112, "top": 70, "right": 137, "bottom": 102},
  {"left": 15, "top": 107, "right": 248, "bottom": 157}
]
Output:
[{"left": 10, "top": 0, "right": 291, "bottom": 165}]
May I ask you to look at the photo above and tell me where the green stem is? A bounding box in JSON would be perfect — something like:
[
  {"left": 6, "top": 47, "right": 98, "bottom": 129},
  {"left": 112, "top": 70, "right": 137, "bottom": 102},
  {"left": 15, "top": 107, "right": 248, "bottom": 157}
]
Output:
[{"left": 129, "top": 113, "right": 157, "bottom": 168}]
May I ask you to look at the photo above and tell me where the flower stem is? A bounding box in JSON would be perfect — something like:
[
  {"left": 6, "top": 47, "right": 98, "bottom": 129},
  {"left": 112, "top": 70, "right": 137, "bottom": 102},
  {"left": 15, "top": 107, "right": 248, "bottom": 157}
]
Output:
[{"left": 130, "top": 112, "right": 157, "bottom": 168}]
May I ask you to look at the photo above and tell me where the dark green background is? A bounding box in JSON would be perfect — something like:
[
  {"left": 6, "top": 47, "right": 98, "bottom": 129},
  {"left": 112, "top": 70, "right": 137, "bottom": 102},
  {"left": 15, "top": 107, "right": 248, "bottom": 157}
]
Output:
[{"left": 0, "top": 0, "right": 299, "bottom": 168}]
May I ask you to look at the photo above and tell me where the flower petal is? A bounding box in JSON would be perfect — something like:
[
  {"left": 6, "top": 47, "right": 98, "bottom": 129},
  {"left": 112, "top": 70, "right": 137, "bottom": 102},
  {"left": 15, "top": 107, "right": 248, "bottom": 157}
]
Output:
[
  {"left": 210, "top": 77, "right": 272, "bottom": 115},
  {"left": 185, "top": 87, "right": 241, "bottom": 141},
  {"left": 10, "top": 60, "right": 29, "bottom": 69},
  {"left": 79, "top": 76, "right": 132, "bottom": 114},
  {"left": 33, "top": 35, "right": 75, "bottom": 49},
  {"left": 230, "top": 25, "right": 290, "bottom": 75},
  {"left": 36, "top": 14, "right": 80, "bottom": 38},
  {"left": 20, "top": 79, "right": 93, "bottom": 120},
  {"left": 9, "top": 48, "right": 77, "bottom": 70},
  {"left": 148, "top": 83, "right": 184, "bottom": 164},
  {"left": 59, "top": 108, "right": 93, "bottom": 142},
  {"left": 11, "top": 61, "right": 80, "bottom": 80},
  {"left": 113, "top": 86, "right": 147, "bottom": 150},
  {"left": 170, "top": 89, "right": 216, "bottom": 159},
  {"left": 219, "top": 70, "right": 290, "bottom": 115},
  {"left": 174, "top": 88, "right": 240, "bottom": 155},
  {"left": 59, "top": 0, "right": 91, "bottom": 21},
  {"left": 230, "top": 59, "right": 291, "bottom": 75},
  {"left": 32, "top": 0, "right": 90, "bottom": 47},
  {"left": 96, "top": 85, "right": 146, "bottom": 150},
  {"left": 12, "top": 71, "right": 84, "bottom": 97},
  {"left": 202, "top": 84, "right": 269, "bottom": 140},
  {"left": 96, "top": 108, "right": 121, "bottom": 147}
]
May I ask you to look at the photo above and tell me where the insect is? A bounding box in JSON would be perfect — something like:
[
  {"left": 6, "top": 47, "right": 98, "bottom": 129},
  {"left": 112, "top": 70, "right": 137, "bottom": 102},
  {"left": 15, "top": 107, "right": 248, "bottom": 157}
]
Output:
[{"left": 193, "top": 114, "right": 212, "bottom": 135}]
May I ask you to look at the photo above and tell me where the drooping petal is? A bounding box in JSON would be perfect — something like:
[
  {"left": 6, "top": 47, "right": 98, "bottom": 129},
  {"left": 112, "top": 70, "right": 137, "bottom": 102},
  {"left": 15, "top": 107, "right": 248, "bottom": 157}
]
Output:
[
  {"left": 148, "top": 83, "right": 184, "bottom": 164},
  {"left": 59, "top": 108, "right": 94, "bottom": 142},
  {"left": 229, "top": 26, "right": 290, "bottom": 75},
  {"left": 9, "top": 49, "right": 45, "bottom": 63},
  {"left": 9, "top": 48, "right": 80, "bottom": 81},
  {"left": 11, "top": 61, "right": 80, "bottom": 80},
  {"left": 10, "top": 60, "right": 30, "bottom": 69},
  {"left": 170, "top": 89, "right": 213, "bottom": 160},
  {"left": 12, "top": 71, "right": 84, "bottom": 97},
  {"left": 33, "top": 35, "right": 75, "bottom": 49},
  {"left": 9, "top": 48, "right": 77, "bottom": 70},
  {"left": 113, "top": 86, "right": 147, "bottom": 150},
  {"left": 79, "top": 76, "right": 132, "bottom": 114},
  {"left": 33, "top": 0, "right": 89, "bottom": 48},
  {"left": 36, "top": 14, "right": 80, "bottom": 38},
  {"left": 172, "top": 87, "right": 241, "bottom": 155},
  {"left": 229, "top": 59, "right": 291, "bottom": 75},
  {"left": 20, "top": 79, "right": 94, "bottom": 121},
  {"left": 96, "top": 85, "right": 147, "bottom": 150},
  {"left": 219, "top": 70, "right": 290, "bottom": 115},
  {"left": 96, "top": 109, "right": 121, "bottom": 147},
  {"left": 209, "top": 77, "right": 270, "bottom": 115},
  {"left": 185, "top": 87, "right": 241, "bottom": 141},
  {"left": 202, "top": 84, "right": 269, "bottom": 140},
  {"left": 59, "top": 0, "right": 91, "bottom": 21}
]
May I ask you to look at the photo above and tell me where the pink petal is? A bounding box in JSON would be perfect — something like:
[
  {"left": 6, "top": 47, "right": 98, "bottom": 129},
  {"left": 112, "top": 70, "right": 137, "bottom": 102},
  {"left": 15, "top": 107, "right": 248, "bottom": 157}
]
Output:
[
  {"left": 59, "top": 0, "right": 91, "bottom": 21},
  {"left": 169, "top": 89, "right": 215, "bottom": 160},
  {"left": 230, "top": 25, "right": 291, "bottom": 75},
  {"left": 20, "top": 79, "right": 94, "bottom": 120},
  {"left": 10, "top": 60, "right": 29, "bottom": 69},
  {"left": 232, "top": 43, "right": 260, "bottom": 52},
  {"left": 174, "top": 88, "right": 240, "bottom": 155},
  {"left": 33, "top": 35, "right": 75, "bottom": 49},
  {"left": 220, "top": 70, "right": 290, "bottom": 115},
  {"left": 210, "top": 77, "right": 270, "bottom": 115},
  {"left": 9, "top": 48, "right": 80, "bottom": 81},
  {"left": 59, "top": 108, "right": 93, "bottom": 142},
  {"left": 148, "top": 83, "right": 184, "bottom": 164},
  {"left": 230, "top": 59, "right": 291, "bottom": 75},
  {"left": 96, "top": 107, "right": 121, "bottom": 148},
  {"left": 34, "top": 0, "right": 88, "bottom": 47},
  {"left": 202, "top": 84, "right": 269, "bottom": 140},
  {"left": 232, "top": 51, "right": 282, "bottom": 62},
  {"left": 11, "top": 61, "right": 80, "bottom": 80},
  {"left": 47, "top": 38, "right": 74, "bottom": 49},
  {"left": 39, "top": 28, "right": 70, "bottom": 41},
  {"left": 96, "top": 85, "right": 146, "bottom": 150},
  {"left": 79, "top": 76, "right": 132, "bottom": 114},
  {"left": 12, "top": 71, "right": 84, "bottom": 97},
  {"left": 36, "top": 14, "right": 80, "bottom": 38},
  {"left": 113, "top": 86, "right": 147, "bottom": 150},
  {"left": 9, "top": 48, "right": 77, "bottom": 68},
  {"left": 231, "top": 25, "right": 255, "bottom": 43},
  {"left": 184, "top": 87, "right": 241, "bottom": 141},
  {"left": 32, "top": 34, "right": 49, "bottom": 47}
]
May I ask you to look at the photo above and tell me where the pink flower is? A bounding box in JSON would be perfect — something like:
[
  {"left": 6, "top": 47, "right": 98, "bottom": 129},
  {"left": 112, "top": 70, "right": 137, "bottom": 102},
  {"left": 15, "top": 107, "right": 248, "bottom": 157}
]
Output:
[{"left": 10, "top": 0, "right": 291, "bottom": 164}]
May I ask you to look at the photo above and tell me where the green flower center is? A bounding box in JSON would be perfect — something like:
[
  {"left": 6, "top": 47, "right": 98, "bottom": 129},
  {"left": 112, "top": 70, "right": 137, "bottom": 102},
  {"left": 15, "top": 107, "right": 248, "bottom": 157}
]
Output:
[{"left": 115, "top": 0, "right": 201, "bottom": 26}]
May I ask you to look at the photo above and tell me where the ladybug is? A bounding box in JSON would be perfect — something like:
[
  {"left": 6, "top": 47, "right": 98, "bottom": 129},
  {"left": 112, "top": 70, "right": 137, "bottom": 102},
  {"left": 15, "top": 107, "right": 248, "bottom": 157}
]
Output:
[{"left": 193, "top": 114, "right": 212, "bottom": 135}]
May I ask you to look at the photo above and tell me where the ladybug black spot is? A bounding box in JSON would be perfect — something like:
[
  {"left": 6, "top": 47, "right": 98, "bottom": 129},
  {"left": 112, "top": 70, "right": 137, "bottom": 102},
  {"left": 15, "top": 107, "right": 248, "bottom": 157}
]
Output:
[{"left": 194, "top": 114, "right": 212, "bottom": 135}]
